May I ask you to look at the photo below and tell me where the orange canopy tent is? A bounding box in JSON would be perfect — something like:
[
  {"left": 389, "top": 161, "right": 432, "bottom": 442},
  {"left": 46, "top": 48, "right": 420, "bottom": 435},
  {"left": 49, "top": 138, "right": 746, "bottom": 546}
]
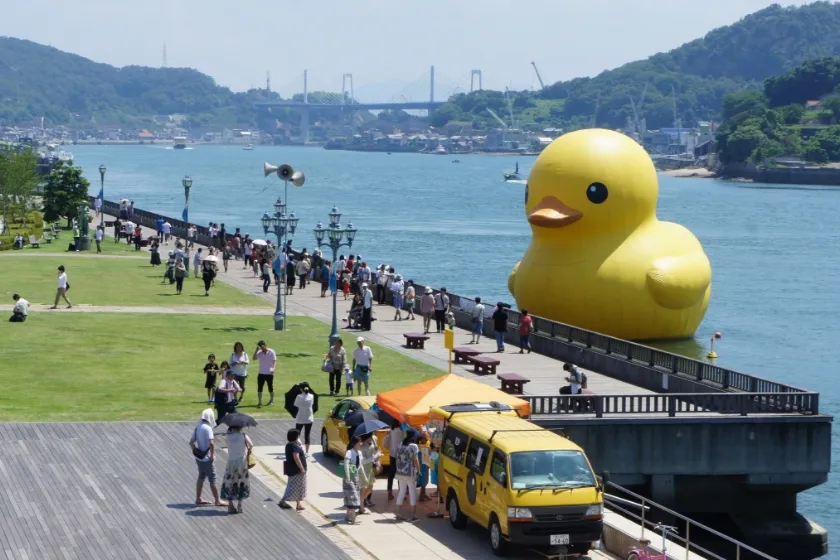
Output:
[{"left": 375, "top": 374, "right": 531, "bottom": 427}]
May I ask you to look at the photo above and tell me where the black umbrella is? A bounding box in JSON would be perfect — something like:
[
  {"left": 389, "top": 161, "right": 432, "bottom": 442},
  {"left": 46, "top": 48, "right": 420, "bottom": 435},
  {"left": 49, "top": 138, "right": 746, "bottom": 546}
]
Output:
[
  {"left": 220, "top": 412, "right": 258, "bottom": 429},
  {"left": 375, "top": 407, "right": 397, "bottom": 427},
  {"left": 344, "top": 409, "right": 377, "bottom": 428},
  {"left": 284, "top": 383, "right": 320, "bottom": 418},
  {"left": 352, "top": 419, "right": 388, "bottom": 438}
]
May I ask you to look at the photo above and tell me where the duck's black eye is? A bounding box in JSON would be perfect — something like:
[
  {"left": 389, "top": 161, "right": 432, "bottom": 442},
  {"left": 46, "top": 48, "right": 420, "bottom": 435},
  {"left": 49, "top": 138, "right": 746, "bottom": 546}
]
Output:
[
  {"left": 586, "top": 182, "right": 608, "bottom": 204},
  {"left": 525, "top": 183, "right": 529, "bottom": 205}
]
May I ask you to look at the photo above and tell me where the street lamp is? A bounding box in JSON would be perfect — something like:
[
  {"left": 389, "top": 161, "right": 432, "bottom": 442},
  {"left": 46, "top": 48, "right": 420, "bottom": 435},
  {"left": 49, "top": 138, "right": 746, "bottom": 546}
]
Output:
[
  {"left": 98, "top": 164, "right": 106, "bottom": 228},
  {"left": 314, "top": 207, "right": 358, "bottom": 346},
  {"left": 182, "top": 175, "right": 193, "bottom": 222}
]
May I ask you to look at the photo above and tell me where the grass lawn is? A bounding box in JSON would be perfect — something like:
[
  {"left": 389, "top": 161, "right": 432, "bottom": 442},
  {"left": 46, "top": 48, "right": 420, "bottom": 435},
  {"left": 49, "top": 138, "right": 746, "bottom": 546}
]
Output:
[
  {"left": 0, "top": 313, "right": 442, "bottom": 422},
  {"left": 0, "top": 253, "right": 268, "bottom": 308}
]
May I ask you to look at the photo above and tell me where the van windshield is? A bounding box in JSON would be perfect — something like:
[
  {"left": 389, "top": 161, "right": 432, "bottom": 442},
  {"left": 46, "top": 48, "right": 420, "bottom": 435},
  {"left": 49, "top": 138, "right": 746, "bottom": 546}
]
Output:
[{"left": 509, "top": 450, "right": 595, "bottom": 490}]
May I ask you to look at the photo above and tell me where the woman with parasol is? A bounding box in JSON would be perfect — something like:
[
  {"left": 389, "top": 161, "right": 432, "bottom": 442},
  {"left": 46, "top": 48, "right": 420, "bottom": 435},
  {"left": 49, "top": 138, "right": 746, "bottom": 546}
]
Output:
[
  {"left": 219, "top": 413, "right": 257, "bottom": 514},
  {"left": 342, "top": 436, "right": 369, "bottom": 525}
]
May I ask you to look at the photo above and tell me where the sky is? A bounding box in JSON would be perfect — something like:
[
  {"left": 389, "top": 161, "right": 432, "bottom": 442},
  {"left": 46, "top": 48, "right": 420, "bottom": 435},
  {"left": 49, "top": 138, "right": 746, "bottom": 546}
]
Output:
[{"left": 0, "top": 0, "right": 811, "bottom": 101}]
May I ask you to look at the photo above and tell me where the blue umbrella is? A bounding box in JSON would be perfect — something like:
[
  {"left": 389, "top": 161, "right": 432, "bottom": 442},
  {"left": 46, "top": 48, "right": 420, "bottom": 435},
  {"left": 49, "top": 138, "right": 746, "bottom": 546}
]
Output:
[{"left": 352, "top": 419, "right": 388, "bottom": 438}]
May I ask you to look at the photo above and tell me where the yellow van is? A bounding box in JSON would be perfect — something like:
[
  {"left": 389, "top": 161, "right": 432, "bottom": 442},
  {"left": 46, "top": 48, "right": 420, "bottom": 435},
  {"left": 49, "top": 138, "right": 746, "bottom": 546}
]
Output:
[{"left": 431, "top": 403, "right": 605, "bottom": 556}]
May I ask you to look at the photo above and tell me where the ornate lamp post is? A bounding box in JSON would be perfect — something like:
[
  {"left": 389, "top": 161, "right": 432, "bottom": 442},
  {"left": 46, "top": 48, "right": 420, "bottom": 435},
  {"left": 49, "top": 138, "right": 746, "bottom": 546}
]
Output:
[
  {"left": 98, "top": 164, "right": 106, "bottom": 228},
  {"left": 314, "top": 206, "right": 358, "bottom": 345},
  {"left": 181, "top": 175, "right": 193, "bottom": 222},
  {"left": 261, "top": 203, "right": 299, "bottom": 331}
]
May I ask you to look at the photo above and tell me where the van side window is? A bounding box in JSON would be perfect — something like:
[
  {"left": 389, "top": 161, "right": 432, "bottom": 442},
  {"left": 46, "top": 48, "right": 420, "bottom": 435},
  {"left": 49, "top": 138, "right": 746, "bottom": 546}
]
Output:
[
  {"left": 466, "top": 439, "right": 490, "bottom": 475},
  {"left": 441, "top": 427, "right": 468, "bottom": 464},
  {"left": 490, "top": 450, "right": 508, "bottom": 487}
]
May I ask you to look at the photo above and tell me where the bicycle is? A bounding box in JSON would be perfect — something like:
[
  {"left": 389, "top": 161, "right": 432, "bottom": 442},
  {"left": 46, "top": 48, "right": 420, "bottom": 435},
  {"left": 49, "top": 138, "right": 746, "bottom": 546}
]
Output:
[{"left": 626, "top": 523, "right": 679, "bottom": 560}]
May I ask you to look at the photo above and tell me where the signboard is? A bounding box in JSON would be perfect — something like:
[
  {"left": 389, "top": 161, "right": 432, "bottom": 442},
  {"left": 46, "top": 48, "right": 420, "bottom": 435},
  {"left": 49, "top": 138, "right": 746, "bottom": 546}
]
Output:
[{"left": 444, "top": 328, "right": 454, "bottom": 351}]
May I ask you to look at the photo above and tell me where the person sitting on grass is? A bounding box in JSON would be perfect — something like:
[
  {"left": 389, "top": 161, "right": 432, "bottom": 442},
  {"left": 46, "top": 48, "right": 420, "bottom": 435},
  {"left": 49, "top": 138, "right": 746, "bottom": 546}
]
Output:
[{"left": 9, "top": 293, "right": 29, "bottom": 322}]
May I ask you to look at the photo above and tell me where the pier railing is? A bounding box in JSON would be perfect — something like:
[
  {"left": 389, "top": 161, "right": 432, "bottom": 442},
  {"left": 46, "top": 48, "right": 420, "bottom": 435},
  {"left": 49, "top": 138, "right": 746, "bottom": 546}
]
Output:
[
  {"left": 89, "top": 199, "right": 816, "bottom": 409},
  {"left": 523, "top": 391, "right": 820, "bottom": 418}
]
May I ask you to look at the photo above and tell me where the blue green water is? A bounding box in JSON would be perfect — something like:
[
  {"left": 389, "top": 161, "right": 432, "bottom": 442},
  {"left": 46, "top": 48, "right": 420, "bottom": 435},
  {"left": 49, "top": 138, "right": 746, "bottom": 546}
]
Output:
[{"left": 71, "top": 144, "right": 838, "bottom": 541}]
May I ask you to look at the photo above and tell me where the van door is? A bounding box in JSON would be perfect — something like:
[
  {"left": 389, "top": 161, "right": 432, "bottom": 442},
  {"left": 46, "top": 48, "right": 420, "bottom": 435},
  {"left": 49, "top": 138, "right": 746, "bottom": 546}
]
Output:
[
  {"left": 486, "top": 448, "right": 510, "bottom": 534},
  {"left": 464, "top": 438, "right": 491, "bottom": 525},
  {"left": 439, "top": 426, "right": 470, "bottom": 509}
]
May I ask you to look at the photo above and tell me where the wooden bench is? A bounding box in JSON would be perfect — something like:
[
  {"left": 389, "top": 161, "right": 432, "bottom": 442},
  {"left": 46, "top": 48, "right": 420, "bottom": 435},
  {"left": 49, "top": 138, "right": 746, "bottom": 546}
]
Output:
[
  {"left": 403, "top": 332, "right": 430, "bottom": 350},
  {"left": 497, "top": 373, "right": 531, "bottom": 395},
  {"left": 453, "top": 346, "right": 482, "bottom": 364},
  {"left": 28, "top": 235, "right": 41, "bottom": 248},
  {"left": 468, "top": 355, "right": 500, "bottom": 376}
]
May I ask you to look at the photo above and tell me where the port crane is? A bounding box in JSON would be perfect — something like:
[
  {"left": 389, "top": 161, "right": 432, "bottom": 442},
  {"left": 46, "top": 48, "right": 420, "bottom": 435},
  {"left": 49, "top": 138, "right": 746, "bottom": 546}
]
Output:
[
  {"left": 628, "top": 83, "right": 648, "bottom": 136},
  {"left": 531, "top": 61, "right": 546, "bottom": 90}
]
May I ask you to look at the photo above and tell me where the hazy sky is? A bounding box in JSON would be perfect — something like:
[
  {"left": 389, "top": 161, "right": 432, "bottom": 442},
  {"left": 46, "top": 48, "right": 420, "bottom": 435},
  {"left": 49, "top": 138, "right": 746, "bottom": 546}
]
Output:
[{"left": 1, "top": 0, "right": 809, "bottom": 101}]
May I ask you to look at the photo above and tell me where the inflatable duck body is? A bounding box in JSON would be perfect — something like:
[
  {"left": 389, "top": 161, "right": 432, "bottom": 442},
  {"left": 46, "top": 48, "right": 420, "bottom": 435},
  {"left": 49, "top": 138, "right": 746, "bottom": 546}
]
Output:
[{"left": 508, "top": 129, "right": 711, "bottom": 341}]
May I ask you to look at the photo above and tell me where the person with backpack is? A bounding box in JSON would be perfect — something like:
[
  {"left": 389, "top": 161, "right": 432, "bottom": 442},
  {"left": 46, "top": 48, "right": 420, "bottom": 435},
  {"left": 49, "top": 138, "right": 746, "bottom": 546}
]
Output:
[{"left": 189, "top": 409, "right": 226, "bottom": 507}]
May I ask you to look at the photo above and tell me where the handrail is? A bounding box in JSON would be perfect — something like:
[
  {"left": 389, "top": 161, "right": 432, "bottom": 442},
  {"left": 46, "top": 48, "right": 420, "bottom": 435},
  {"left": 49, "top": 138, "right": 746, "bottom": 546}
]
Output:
[
  {"left": 523, "top": 392, "right": 820, "bottom": 417},
  {"left": 88, "top": 198, "right": 813, "bottom": 402},
  {"left": 605, "top": 481, "right": 777, "bottom": 560}
]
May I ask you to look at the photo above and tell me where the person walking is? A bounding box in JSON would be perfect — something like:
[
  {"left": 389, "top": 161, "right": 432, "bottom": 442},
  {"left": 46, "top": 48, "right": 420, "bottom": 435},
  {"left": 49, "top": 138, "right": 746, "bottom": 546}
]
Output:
[
  {"left": 359, "top": 433, "right": 382, "bottom": 512},
  {"left": 229, "top": 342, "right": 250, "bottom": 402},
  {"left": 404, "top": 280, "right": 416, "bottom": 320},
  {"left": 187, "top": 225, "right": 197, "bottom": 249},
  {"left": 384, "top": 420, "right": 403, "bottom": 501},
  {"left": 94, "top": 226, "right": 103, "bottom": 254},
  {"left": 342, "top": 436, "right": 368, "bottom": 525},
  {"left": 150, "top": 239, "right": 162, "bottom": 266},
  {"left": 420, "top": 287, "right": 435, "bottom": 334},
  {"left": 320, "top": 260, "right": 331, "bottom": 297},
  {"left": 326, "top": 338, "right": 347, "bottom": 396},
  {"left": 94, "top": 197, "right": 102, "bottom": 219},
  {"left": 201, "top": 257, "right": 215, "bottom": 296},
  {"left": 391, "top": 274, "right": 405, "bottom": 321},
  {"left": 394, "top": 431, "right": 421, "bottom": 522},
  {"left": 253, "top": 340, "right": 276, "bottom": 408},
  {"left": 285, "top": 257, "right": 296, "bottom": 295},
  {"left": 156, "top": 217, "right": 165, "bottom": 243},
  {"left": 174, "top": 258, "right": 187, "bottom": 295},
  {"left": 193, "top": 248, "right": 202, "bottom": 278},
  {"left": 433, "top": 288, "right": 449, "bottom": 333},
  {"left": 492, "top": 303, "right": 509, "bottom": 353},
  {"left": 9, "top": 293, "right": 29, "bottom": 322},
  {"left": 222, "top": 244, "right": 232, "bottom": 273},
  {"left": 50, "top": 265, "right": 72, "bottom": 309},
  {"left": 278, "top": 428, "right": 307, "bottom": 511},
  {"left": 261, "top": 259, "right": 271, "bottom": 293},
  {"left": 352, "top": 337, "right": 374, "bottom": 396},
  {"left": 220, "top": 426, "right": 253, "bottom": 514},
  {"left": 189, "top": 409, "right": 226, "bottom": 507},
  {"left": 162, "top": 220, "right": 172, "bottom": 245},
  {"left": 519, "top": 309, "right": 534, "bottom": 354},
  {"left": 293, "top": 383, "right": 315, "bottom": 455},
  {"left": 470, "top": 297, "right": 485, "bottom": 344},
  {"left": 360, "top": 283, "right": 373, "bottom": 331}
]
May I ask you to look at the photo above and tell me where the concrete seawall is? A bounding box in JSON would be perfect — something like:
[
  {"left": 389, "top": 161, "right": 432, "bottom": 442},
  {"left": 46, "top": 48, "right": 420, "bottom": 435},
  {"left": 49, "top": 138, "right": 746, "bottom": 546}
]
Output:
[{"left": 721, "top": 163, "right": 840, "bottom": 186}]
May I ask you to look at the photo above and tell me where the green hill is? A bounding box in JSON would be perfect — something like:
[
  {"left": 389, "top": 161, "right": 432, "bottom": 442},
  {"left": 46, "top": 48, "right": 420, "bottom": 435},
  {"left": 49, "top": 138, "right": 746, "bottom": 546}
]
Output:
[{"left": 434, "top": 2, "right": 840, "bottom": 131}]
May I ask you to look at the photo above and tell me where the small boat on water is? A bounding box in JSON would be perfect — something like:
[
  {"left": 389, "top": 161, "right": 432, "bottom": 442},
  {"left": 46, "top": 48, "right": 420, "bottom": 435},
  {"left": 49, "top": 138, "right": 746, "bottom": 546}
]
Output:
[
  {"left": 503, "top": 161, "right": 521, "bottom": 181},
  {"left": 243, "top": 144, "right": 254, "bottom": 151},
  {"left": 452, "top": 159, "right": 461, "bottom": 163},
  {"left": 432, "top": 145, "right": 448, "bottom": 155},
  {"left": 173, "top": 136, "right": 187, "bottom": 150}
]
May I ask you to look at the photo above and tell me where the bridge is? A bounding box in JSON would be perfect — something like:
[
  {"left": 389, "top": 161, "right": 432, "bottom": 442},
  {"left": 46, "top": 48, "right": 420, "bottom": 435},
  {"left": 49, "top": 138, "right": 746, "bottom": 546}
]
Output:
[{"left": 255, "top": 66, "right": 467, "bottom": 143}]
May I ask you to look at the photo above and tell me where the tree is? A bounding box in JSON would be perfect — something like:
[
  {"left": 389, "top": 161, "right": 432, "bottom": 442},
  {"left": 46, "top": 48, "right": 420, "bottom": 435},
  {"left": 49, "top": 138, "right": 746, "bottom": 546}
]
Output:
[
  {"left": 721, "top": 91, "right": 767, "bottom": 121},
  {"left": 720, "top": 124, "right": 767, "bottom": 164},
  {"left": 804, "top": 141, "right": 829, "bottom": 163},
  {"left": 823, "top": 96, "right": 840, "bottom": 122},
  {"left": 42, "top": 160, "right": 90, "bottom": 227},
  {"left": 0, "top": 150, "right": 40, "bottom": 234}
]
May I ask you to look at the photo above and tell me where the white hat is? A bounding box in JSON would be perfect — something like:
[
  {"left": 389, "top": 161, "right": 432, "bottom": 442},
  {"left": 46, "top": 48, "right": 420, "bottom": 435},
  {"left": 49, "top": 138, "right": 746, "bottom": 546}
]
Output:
[
  {"left": 362, "top": 282, "right": 368, "bottom": 287},
  {"left": 357, "top": 336, "right": 365, "bottom": 343},
  {"left": 425, "top": 287, "right": 433, "bottom": 294}
]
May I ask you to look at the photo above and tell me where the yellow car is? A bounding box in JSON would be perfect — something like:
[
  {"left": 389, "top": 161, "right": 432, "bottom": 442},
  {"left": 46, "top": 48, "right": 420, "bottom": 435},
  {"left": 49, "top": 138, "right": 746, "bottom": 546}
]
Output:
[{"left": 320, "top": 396, "right": 391, "bottom": 466}]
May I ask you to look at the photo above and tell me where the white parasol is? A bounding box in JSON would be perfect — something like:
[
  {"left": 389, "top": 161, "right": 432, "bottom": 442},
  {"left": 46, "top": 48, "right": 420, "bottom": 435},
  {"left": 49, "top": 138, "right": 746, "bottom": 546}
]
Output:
[
  {"left": 202, "top": 255, "right": 219, "bottom": 263},
  {"left": 251, "top": 239, "right": 268, "bottom": 246}
]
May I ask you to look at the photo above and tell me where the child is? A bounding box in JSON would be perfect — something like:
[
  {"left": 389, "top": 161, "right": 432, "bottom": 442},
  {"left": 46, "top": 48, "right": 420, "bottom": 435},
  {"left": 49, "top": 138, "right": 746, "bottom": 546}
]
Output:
[
  {"left": 429, "top": 443, "right": 440, "bottom": 499},
  {"left": 203, "top": 354, "right": 220, "bottom": 402},
  {"left": 417, "top": 433, "right": 432, "bottom": 502},
  {"left": 344, "top": 364, "right": 354, "bottom": 396},
  {"left": 342, "top": 275, "right": 351, "bottom": 300},
  {"left": 445, "top": 310, "right": 456, "bottom": 330}
]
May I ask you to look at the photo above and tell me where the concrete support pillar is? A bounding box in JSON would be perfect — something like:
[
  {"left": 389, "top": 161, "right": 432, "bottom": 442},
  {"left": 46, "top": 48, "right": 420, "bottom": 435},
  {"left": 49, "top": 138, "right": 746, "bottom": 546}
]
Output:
[{"left": 301, "top": 107, "right": 310, "bottom": 145}]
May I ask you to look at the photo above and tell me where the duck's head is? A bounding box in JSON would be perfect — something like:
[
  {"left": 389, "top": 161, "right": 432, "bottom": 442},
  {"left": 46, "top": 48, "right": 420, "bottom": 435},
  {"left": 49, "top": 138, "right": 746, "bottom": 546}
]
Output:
[{"left": 525, "top": 129, "right": 658, "bottom": 240}]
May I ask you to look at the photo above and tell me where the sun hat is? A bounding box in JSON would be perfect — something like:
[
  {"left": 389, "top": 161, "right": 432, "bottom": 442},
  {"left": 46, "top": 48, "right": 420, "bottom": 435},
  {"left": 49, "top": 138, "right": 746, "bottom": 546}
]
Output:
[
  {"left": 357, "top": 336, "right": 365, "bottom": 343},
  {"left": 425, "top": 287, "right": 433, "bottom": 294}
]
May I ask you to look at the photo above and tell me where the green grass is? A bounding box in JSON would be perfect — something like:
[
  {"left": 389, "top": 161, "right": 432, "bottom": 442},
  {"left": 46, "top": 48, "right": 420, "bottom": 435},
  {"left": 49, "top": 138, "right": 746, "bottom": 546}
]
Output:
[
  {"left": 0, "top": 313, "right": 442, "bottom": 421},
  {"left": 0, "top": 253, "right": 268, "bottom": 308}
]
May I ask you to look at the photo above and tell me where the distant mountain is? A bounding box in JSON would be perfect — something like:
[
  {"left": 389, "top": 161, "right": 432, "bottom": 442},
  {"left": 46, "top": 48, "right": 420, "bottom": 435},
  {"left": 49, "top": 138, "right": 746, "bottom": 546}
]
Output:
[
  {"left": 434, "top": 2, "right": 840, "bottom": 131},
  {"left": 0, "top": 37, "right": 280, "bottom": 129}
]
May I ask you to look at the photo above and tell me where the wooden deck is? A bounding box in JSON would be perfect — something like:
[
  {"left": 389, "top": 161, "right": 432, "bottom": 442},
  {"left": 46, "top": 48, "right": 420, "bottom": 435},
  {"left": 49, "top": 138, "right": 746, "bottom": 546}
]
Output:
[{"left": 0, "top": 420, "right": 348, "bottom": 560}]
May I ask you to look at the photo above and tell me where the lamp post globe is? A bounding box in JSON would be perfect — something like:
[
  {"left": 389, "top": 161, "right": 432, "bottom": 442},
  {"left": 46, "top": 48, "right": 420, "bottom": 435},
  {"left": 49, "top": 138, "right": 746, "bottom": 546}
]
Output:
[{"left": 97, "top": 165, "right": 106, "bottom": 228}]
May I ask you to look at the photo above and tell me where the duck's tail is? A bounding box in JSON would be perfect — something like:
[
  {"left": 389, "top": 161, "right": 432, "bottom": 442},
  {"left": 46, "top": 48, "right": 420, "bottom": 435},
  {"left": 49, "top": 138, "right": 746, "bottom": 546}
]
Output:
[{"left": 508, "top": 261, "right": 520, "bottom": 297}]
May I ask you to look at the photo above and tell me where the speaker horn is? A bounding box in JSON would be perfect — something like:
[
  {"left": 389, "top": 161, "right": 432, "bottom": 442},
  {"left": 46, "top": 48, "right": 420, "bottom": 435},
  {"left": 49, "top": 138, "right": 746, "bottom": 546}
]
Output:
[
  {"left": 263, "top": 162, "right": 279, "bottom": 177},
  {"left": 291, "top": 170, "right": 305, "bottom": 187},
  {"left": 277, "top": 164, "right": 294, "bottom": 180}
]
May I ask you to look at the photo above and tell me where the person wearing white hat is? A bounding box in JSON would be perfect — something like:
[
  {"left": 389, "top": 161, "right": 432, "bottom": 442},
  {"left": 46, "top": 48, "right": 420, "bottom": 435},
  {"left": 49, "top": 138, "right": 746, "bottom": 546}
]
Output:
[
  {"left": 352, "top": 336, "right": 374, "bottom": 396},
  {"left": 361, "top": 282, "right": 373, "bottom": 331},
  {"left": 189, "top": 409, "right": 226, "bottom": 507}
]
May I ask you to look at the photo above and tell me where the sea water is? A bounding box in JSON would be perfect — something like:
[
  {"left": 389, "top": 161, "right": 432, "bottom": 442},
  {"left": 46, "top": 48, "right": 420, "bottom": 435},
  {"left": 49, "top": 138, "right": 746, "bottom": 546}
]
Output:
[{"left": 71, "top": 144, "right": 839, "bottom": 539}]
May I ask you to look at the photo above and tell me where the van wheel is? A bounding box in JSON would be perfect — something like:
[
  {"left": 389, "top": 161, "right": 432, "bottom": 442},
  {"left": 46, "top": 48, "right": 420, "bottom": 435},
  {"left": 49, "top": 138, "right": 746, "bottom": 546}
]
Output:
[
  {"left": 320, "top": 430, "right": 330, "bottom": 457},
  {"left": 447, "top": 491, "right": 467, "bottom": 529},
  {"left": 489, "top": 515, "right": 507, "bottom": 556}
]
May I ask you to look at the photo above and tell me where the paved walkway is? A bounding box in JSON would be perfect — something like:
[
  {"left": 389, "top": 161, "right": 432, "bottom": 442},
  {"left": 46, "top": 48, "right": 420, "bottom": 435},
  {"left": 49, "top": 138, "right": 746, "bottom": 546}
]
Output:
[{"left": 0, "top": 304, "right": 269, "bottom": 315}]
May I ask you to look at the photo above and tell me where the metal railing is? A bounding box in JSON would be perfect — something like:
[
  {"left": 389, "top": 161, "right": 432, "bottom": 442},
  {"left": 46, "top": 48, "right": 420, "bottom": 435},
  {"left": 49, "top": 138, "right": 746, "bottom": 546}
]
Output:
[
  {"left": 88, "top": 199, "right": 815, "bottom": 407},
  {"left": 605, "top": 481, "right": 777, "bottom": 560},
  {"left": 523, "top": 392, "right": 820, "bottom": 418}
]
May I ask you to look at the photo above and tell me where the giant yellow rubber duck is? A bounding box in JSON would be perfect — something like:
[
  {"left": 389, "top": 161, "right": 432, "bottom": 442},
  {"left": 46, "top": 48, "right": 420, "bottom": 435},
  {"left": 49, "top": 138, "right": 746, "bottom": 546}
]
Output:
[{"left": 508, "top": 129, "right": 711, "bottom": 341}]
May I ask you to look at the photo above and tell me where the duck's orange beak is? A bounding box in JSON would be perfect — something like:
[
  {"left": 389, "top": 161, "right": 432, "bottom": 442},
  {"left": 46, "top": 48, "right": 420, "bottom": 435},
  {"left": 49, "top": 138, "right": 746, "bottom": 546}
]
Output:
[{"left": 528, "top": 196, "right": 583, "bottom": 228}]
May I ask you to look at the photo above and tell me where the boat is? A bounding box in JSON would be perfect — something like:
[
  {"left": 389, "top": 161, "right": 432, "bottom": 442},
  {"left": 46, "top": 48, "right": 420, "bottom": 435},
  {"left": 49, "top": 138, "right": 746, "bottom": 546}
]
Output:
[
  {"left": 243, "top": 144, "right": 254, "bottom": 151},
  {"left": 431, "top": 145, "right": 448, "bottom": 155},
  {"left": 503, "top": 161, "right": 521, "bottom": 181},
  {"left": 452, "top": 159, "right": 461, "bottom": 163},
  {"left": 173, "top": 136, "right": 187, "bottom": 150}
]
